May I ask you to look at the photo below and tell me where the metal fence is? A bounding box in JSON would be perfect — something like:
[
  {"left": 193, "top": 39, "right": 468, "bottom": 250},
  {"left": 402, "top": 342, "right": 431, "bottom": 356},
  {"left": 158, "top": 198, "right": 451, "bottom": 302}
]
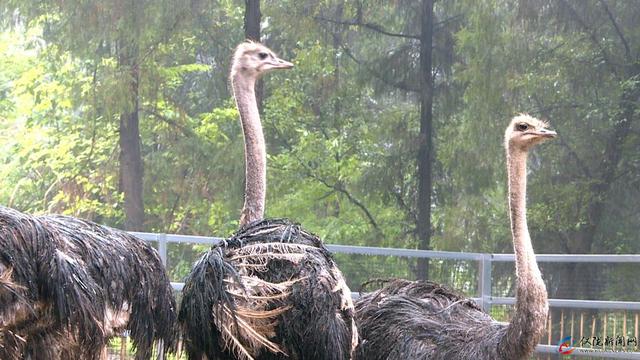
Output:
[{"left": 131, "top": 231, "right": 640, "bottom": 359}]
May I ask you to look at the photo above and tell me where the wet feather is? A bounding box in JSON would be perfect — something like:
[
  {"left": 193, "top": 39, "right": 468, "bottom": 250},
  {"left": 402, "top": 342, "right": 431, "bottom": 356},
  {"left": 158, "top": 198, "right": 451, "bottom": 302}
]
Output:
[
  {"left": 179, "top": 218, "right": 357, "bottom": 360},
  {"left": 0, "top": 206, "right": 178, "bottom": 360}
]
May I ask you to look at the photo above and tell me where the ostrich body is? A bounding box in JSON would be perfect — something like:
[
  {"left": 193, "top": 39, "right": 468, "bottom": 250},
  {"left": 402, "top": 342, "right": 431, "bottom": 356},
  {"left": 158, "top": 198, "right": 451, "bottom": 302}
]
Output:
[
  {"left": 355, "top": 115, "right": 555, "bottom": 360},
  {"left": 179, "top": 42, "right": 357, "bottom": 360},
  {"left": 0, "top": 206, "right": 177, "bottom": 360}
]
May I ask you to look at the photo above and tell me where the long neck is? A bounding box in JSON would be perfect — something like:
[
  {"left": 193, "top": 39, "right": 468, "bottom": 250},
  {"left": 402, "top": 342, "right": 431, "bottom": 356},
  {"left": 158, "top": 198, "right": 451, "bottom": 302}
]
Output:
[
  {"left": 499, "top": 146, "right": 549, "bottom": 359},
  {"left": 232, "top": 73, "right": 266, "bottom": 226}
]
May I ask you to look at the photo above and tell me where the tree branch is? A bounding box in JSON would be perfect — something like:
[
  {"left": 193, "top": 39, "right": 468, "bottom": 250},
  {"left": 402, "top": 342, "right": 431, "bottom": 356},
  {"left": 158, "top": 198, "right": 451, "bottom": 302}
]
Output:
[
  {"left": 331, "top": 32, "right": 420, "bottom": 92},
  {"left": 269, "top": 121, "right": 382, "bottom": 232},
  {"left": 558, "top": 137, "right": 593, "bottom": 179},
  {"left": 314, "top": 15, "right": 420, "bottom": 40},
  {"left": 392, "top": 186, "right": 417, "bottom": 224},
  {"left": 599, "top": 0, "right": 633, "bottom": 63},
  {"left": 532, "top": 96, "right": 593, "bottom": 178},
  {"left": 434, "top": 14, "right": 463, "bottom": 30},
  {"left": 146, "top": 108, "right": 196, "bottom": 138},
  {"left": 307, "top": 173, "right": 379, "bottom": 231},
  {"left": 558, "top": 0, "right": 620, "bottom": 78}
]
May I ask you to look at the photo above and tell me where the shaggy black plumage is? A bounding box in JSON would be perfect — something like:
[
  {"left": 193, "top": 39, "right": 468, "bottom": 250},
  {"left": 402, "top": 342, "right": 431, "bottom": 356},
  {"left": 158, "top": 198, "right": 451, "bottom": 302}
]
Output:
[
  {"left": 179, "top": 218, "right": 357, "bottom": 360},
  {"left": 354, "top": 279, "right": 508, "bottom": 360},
  {"left": 0, "top": 205, "right": 177, "bottom": 360}
]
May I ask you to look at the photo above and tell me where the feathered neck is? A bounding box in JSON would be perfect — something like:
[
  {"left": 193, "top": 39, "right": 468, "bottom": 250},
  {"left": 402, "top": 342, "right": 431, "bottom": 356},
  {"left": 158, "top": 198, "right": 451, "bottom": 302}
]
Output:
[
  {"left": 231, "top": 72, "right": 266, "bottom": 226},
  {"left": 498, "top": 145, "right": 548, "bottom": 359}
]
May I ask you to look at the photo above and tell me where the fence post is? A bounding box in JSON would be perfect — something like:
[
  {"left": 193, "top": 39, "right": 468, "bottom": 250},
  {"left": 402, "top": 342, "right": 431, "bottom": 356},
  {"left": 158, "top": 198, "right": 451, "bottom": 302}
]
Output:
[
  {"left": 158, "top": 233, "right": 168, "bottom": 267},
  {"left": 479, "top": 253, "right": 492, "bottom": 313}
]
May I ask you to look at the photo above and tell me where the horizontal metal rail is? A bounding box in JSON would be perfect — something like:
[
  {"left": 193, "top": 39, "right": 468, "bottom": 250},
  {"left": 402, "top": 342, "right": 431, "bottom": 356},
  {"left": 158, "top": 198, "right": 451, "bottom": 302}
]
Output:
[
  {"left": 536, "top": 345, "right": 640, "bottom": 359},
  {"left": 132, "top": 231, "right": 488, "bottom": 259},
  {"left": 136, "top": 231, "right": 640, "bottom": 309},
  {"left": 132, "top": 231, "right": 640, "bottom": 262},
  {"left": 167, "top": 283, "right": 640, "bottom": 312},
  {"left": 131, "top": 232, "right": 224, "bottom": 245},
  {"left": 327, "top": 244, "right": 486, "bottom": 260},
  {"left": 492, "top": 297, "right": 640, "bottom": 311},
  {"left": 492, "top": 253, "right": 640, "bottom": 262}
]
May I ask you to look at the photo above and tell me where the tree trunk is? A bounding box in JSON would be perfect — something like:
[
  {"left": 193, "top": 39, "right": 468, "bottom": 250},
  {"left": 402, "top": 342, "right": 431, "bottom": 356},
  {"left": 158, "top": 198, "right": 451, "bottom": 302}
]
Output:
[
  {"left": 244, "top": 0, "right": 261, "bottom": 41},
  {"left": 244, "top": 0, "right": 263, "bottom": 111},
  {"left": 415, "top": 0, "right": 435, "bottom": 281},
  {"left": 118, "top": 46, "right": 144, "bottom": 231}
]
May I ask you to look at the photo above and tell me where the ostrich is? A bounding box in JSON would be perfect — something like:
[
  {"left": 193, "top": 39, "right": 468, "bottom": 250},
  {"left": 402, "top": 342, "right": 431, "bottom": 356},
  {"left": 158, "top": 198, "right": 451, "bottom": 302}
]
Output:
[
  {"left": 0, "top": 206, "right": 177, "bottom": 359},
  {"left": 354, "top": 115, "right": 555, "bottom": 360},
  {"left": 179, "top": 41, "right": 358, "bottom": 360}
]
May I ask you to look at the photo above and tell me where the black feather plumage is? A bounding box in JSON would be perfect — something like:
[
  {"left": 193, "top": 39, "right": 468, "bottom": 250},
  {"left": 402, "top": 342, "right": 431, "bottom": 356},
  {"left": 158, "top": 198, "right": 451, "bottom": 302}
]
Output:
[
  {"left": 355, "top": 279, "right": 509, "bottom": 360},
  {"left": 179, "top": 218, "right": 357, "bottom": 360},
  {"left": 0, "top": 206, "right": 178, "bottom": 359}
]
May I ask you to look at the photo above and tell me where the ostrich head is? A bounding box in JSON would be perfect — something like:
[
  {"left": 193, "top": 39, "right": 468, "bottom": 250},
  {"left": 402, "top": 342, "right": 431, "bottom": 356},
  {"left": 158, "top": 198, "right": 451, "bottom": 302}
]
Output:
[
  {"left": 505, "top": 114, "right": 557, "bottom": 151},
  {"left": 230, "top": 41, "right": 293, "bottom": 80}
]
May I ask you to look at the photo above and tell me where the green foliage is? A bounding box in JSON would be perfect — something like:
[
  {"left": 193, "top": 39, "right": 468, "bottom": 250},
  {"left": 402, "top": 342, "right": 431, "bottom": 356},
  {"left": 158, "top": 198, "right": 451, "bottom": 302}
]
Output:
[{"left": 1, "top": 0, "right": 639, "bottom": 301}]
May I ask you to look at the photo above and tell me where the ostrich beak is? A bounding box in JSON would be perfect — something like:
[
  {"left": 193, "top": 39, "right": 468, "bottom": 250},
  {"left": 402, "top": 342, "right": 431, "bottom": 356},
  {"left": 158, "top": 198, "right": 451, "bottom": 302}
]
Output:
[
  {"left": 526, "top": 128, "right": 557, "bottom": 139},
  {"left": 266, "top": 57, "right": 294, "bottom": 70},
  {"left": 535, "top": 128, "right": 557, "bottom": 138}
]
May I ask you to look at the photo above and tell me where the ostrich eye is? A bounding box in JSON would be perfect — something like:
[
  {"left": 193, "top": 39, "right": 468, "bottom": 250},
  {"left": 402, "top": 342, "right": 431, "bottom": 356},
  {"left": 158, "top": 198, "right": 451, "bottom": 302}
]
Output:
[
  {"left": 258, "top": 52, "right": 268, "bottom": 60},
  {"left": 516, "top": 123, "right": 529, "bottom": 131}
]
